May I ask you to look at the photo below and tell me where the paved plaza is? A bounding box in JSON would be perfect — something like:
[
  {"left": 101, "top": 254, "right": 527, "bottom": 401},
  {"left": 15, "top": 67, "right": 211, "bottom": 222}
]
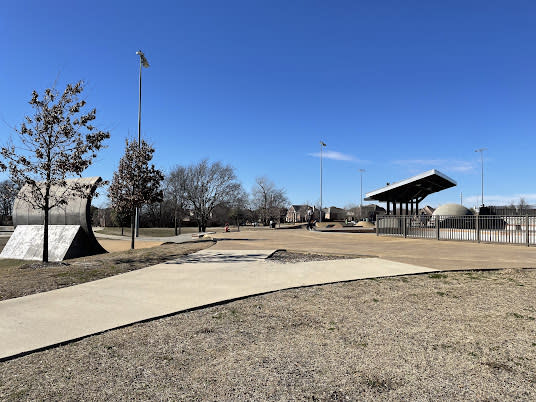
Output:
[{"left": 211, "top": 229, "right": 536, "bottom": 270}]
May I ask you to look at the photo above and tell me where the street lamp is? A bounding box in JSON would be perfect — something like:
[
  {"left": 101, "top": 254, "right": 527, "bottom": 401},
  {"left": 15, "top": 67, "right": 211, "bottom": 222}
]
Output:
[
  {"left": 134, "top": 50, "right": 150, "bottom": 237},
  {"left": 475, "top": 148, "right": 486, "bottom": 208},
  {"left": 320, "top": 141, "right": 327, "bottom": 222},
  {"left": 359, "top": 169, "right": 365, "bottom": 220}
]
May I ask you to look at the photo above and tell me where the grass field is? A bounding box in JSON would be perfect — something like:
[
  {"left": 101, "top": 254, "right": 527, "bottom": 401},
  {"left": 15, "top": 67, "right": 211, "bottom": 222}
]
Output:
[
  {"left": 94, "top": 226, "right": 204, "bottom": 237},
  {"left": 1, "top": 268, "right": 535, "bottom": 400}
]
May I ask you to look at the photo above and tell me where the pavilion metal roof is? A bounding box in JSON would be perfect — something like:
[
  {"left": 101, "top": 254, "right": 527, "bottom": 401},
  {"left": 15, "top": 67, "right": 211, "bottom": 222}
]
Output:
[{"left": 364, "top": 169, "right": 456, "bottom": 202}]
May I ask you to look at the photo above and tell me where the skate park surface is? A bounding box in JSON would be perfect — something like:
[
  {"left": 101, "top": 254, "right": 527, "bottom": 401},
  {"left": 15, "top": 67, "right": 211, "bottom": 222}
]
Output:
[{"left": 1, "top": 226, "right": 535, "bottom": 360}]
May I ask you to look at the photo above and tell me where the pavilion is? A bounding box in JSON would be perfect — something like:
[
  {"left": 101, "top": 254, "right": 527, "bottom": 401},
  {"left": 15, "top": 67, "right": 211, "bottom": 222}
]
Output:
[{"left": 364, "top": 169, "right": 456, "bottom": 215}]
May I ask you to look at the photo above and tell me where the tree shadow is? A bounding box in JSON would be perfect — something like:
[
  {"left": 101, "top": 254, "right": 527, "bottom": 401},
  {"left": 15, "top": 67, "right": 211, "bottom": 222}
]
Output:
[{"left": 167, "top": 252, "right": 270, "bottom": 264}]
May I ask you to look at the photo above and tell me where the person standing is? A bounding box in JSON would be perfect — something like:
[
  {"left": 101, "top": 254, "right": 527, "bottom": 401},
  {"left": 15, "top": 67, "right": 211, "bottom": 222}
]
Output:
[{"left": 306, "top": 208, "right": 314, "bottom": 230}]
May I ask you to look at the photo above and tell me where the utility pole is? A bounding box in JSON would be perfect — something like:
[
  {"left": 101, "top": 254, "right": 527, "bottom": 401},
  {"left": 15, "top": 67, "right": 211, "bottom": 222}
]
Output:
[
  {"left": 475, "top": 148, "right": 486, "bottom": 207},
  {"left": 320, "top": 141, "right": 327, "bottom": 222},
  {"left": 359, "top": 169, "right": 365, "bottom": 220},
  {"left": 135, "top": 50, "right": 150, "bottom": 237}
]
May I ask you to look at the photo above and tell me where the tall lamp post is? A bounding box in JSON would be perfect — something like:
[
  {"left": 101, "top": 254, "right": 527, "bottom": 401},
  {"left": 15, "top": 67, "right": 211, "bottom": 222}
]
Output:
[
  {"left": 359, "top": 169, "right": 365, "bottom": 220},
  {"left": 475, "top": 148, "right": 486, "bottom": 208},
  {"left": 134, "top": 50, "right": 150, "bottom": 237},
  {"left": 320, "top": 141, "right": 327, "bottom": 222}
]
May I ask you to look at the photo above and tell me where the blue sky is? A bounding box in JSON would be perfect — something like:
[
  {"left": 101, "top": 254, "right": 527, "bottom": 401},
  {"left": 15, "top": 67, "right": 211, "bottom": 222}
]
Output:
[{"left": 1, "top": 1, "right": 535, "bottom": 209}]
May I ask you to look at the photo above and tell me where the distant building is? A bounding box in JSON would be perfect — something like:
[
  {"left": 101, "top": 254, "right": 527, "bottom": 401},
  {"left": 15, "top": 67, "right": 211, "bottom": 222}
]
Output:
[
  {"left": 347, "top": 204, "right": 386, "bottom": 221},
  {"left": 286, "top": 205, "right": 326, "bottom": 222},
  {"left": 286, "top": 205, "right": 310, "bottom": 223},
  {"left": 324, "top": 206, "right": 346, "bottom": 221}
]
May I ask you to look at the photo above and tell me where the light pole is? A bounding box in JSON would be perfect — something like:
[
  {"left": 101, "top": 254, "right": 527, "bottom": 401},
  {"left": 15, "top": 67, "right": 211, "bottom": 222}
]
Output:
[
  {"left": 320, "top": 141, "right": 327, "bottom": 222},
  {"left": 134, "top": 50, "right": 150, "bottom": 237},
  {"left": 475, "top": 148, "right": 486, "bottom": 207},
  {"left": 359, "top": 169, "right": 365, "bottom": 220}
]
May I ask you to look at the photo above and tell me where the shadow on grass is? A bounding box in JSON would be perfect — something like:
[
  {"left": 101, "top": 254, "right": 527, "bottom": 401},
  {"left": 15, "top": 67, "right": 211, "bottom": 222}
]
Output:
[{"left": 167, "top": 252, "right": 271, "bottom": 264}]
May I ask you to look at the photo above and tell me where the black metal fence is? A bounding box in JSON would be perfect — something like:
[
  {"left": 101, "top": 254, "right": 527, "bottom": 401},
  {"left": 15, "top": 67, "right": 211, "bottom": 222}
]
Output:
[{"left": 376, "top": 215, "right": 536, "bottom": 246}]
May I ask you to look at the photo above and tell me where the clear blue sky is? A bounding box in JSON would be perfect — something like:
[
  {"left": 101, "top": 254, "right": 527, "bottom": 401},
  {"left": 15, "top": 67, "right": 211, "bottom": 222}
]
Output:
[{"left": 1, "top": 1, "right": 535, "bottom": 209}]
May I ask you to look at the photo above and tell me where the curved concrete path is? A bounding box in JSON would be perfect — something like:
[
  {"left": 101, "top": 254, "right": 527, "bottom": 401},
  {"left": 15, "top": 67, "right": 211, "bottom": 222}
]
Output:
[{"left": 0, "top": 249, "right": 436, "bottom": 361}]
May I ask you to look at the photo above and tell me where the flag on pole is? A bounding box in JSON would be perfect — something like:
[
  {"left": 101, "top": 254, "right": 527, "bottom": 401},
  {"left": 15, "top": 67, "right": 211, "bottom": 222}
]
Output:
[
  {"left": 136, "top": 50, "right": 150, "bottom": 68},
  {"left": 320, "top": 141, "right": 327, "bottom": 146}
]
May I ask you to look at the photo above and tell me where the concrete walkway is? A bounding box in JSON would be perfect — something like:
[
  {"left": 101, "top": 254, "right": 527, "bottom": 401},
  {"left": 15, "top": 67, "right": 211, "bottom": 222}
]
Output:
[{"left": 0, "top": 249, "right": 435, "bottom": 360}]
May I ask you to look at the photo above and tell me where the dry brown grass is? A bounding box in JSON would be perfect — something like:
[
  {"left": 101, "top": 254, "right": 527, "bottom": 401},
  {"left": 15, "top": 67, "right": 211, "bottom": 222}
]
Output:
[
  {"left": 0, "top": 241, "right": 213, "bottom": 301},
  {"left": 95, "top": 226, "right": 202, "bottom": 237},
  {"left": 94, "top": 224, "right": 291, "bottom": 237},
  {"left": 1, "top": 268, "right": 535, "bottom": 400}
]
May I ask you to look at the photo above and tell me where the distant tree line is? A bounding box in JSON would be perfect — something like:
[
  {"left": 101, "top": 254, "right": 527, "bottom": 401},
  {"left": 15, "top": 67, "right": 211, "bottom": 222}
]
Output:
[{"left": 101, "top": 160, "right": 289, "bottom": 233}]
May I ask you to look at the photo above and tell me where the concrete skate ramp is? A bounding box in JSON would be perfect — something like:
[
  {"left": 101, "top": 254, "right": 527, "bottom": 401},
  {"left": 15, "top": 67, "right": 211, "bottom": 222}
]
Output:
[
  {"left": 1, "top": 177, "right": 106, "bottom": 260},
  {"left": 1, "top": 225, "right": 90, "bottom": 261}
]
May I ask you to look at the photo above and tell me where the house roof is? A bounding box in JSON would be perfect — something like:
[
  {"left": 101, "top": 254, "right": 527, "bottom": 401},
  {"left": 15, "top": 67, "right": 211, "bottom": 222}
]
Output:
[
  {"left": 290, "top": 204, "right": 310, "bottom": 213},
  {"left": 365, "top": 169, "right": 456, "bottom": 203}
]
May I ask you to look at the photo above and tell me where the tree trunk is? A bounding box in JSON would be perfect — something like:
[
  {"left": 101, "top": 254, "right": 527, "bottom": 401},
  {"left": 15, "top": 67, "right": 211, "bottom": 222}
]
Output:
[
  {"left": 43, "top": 206, "right": 49, "bottom": 263},
  {"left": 264, "top": 194, "right": 267, "bottom": 226},
  {"left": 43, "top": 187, "right": 50, "bottom": 263},
  {"left": 121, "top": 225, "right": 124, "bottom": 236},
  {"left": 130, "top": 211, "right": 135, "bottom": 249},
  {"left": 174, "top": 207, "right": 178, "bottom": 236}
]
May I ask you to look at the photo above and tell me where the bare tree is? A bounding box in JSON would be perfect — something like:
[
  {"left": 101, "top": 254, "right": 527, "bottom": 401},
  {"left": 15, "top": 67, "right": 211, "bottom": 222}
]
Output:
[
  {"left": 0, "top": 81, "right": 110, "bottom": 262},
  {"left": 108, "top": 139, "right": 164, "bottom": 249},
  {"left": 229, "top": 187, "right": 249, "bottom": 231},
  {"left": 110, "top": 207, "right": 131, "bottom": 236},
  {"left": 0, "top": 180, "right": 17, "bottom": 220},
  {"left": 184, "top": 159, "right": 241, "bottom": 233},
  {"left": 252, "top": 176, "right": 288, "bottom": 225},
  {"left": 165, "top": 165, "right": 188, "bottom": 235},
  {"left": 518, "top": 197, "right": 528, "bottom": 214}
]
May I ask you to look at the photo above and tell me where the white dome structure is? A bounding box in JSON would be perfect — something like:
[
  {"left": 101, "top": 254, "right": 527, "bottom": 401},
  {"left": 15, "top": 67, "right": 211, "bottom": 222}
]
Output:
[{"left": 432, "top": 203, "right": 473, "bottom": 216}]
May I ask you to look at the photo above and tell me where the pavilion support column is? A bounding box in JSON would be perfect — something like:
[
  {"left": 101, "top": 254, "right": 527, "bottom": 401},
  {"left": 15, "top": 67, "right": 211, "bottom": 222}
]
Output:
[
  {"left": 393, "top": 201, "right": 396, "bottom": 215},
  {"left": 405, "top": 202, "right": 408, "bottom": 215},
  {"left": 400, "top": 202, "right": 403, "bottom": 216},
  {"left": 386, "top": 201, "right": 390, "bottom": 215},
  {"left": 410, "top": 200, "right": 414, "bottom": 215},
  {"left": 416, "top": 200, "right": 419, "bottom": 215}
]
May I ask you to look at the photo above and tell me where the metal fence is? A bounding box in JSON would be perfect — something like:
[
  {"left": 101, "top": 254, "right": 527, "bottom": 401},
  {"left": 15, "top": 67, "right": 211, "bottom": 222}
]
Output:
[{"left": 376, "top": 215, "right": 536, "bottom": 246}]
